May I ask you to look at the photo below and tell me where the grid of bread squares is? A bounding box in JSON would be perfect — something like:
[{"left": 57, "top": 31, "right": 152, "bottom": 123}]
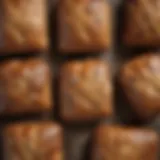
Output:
[{"left": 0, "top": 0, "right": 160, "bottom": 160}]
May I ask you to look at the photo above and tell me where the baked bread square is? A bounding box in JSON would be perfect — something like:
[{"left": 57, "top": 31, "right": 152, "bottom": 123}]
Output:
[
  {"left": 0, "top": 58, "right": 52, "bottom": 115},
  {"left": 120, "top": 54, "right": 160, "bottom": 119},
  {"left": 123, "top": 0, "right": 160, "bottom": 47},
  {"left": 58, "top": 0, "right": 112, "bottom": 53},
  {"left": 60, "top": 59, "right": 113, "bottom": 121},
  {"left": 92, "top": 125, "right": 159, "bottom": 160},
  {"left": 3, "top": 122, "right": 63, "bottom": 160},
  {"left": 1, "top": 0, "right": 48, "bottom": 53}
]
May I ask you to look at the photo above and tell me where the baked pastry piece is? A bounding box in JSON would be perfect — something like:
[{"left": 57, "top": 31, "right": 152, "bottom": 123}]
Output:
[
  {"left": 58, "top": 0, "right": 111, "bottom": 53},
  {"left": 3, "top": 122, "right": 63, "bottom": 160},
  {"left": 60, "top": 59, "right": 113, "bottom": 121},
  {"left": 92, "top": 125, "right": 159, "bottom": 160},
  {"left": 120, "top": 54, "right": 160, "bottom": 119},
  {"left": 0, "top": 58, "right": 52, "bottom": 115},
  {"left": 1, "top": 0, "right": 48, "bottom": 53},
  {"left": 123, "top": 0, "right": 160, "bottom": 46}
]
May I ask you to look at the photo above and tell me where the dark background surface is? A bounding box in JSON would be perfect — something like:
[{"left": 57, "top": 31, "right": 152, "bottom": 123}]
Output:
[{"left": 0, "top": 0, "right": 160, "bottom": 160}]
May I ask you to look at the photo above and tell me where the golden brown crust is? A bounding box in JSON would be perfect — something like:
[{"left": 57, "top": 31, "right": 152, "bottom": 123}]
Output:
[
  {"left": 123, "top": 0, "right": 160, "bottom": 46},
  {"left": 120, "top": 54, "right": 160, "bottom": 119},
  {"left": 2, "top": 0, "right": 48, "bottom": 53},
  {"left": 58, "top": 0, "right": 111, "bottom": 53},
  {"left": 3, "top": 122, "right": 63, "bottom": 160},
  {"left": 93, "top": 125, "right": 159, "bottom": 160},
  {"left": 0, "top": 58, "right": 52, "bottom": 114},
  {"left": 60, "top": 59, "right": 113, "bottom": 121}
]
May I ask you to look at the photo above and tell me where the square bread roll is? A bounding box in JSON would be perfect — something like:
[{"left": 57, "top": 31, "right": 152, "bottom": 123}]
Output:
[
  {"left": 1, "top": 0, "right": 48, "bottom": 54},
  {"left": 58, "top": 0, "right": 112, "bottom": 53},
  {"left": 120, "top": 54, "right": 160, "bottom": 119},
  {"left": 123, "top": 0, "right": 160, "bottom": 47},
  {"left": 0, "top": 58, "right": 52, "bottom": 115},
  {"left": 60, "top": 59, "right": 113, "bottom": 121},
  {"left": 3, "top": 122, "right": 63, "bottom": 160},
  {"left": 92, "top": 125, "right": 159, "bottom": 160}
]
